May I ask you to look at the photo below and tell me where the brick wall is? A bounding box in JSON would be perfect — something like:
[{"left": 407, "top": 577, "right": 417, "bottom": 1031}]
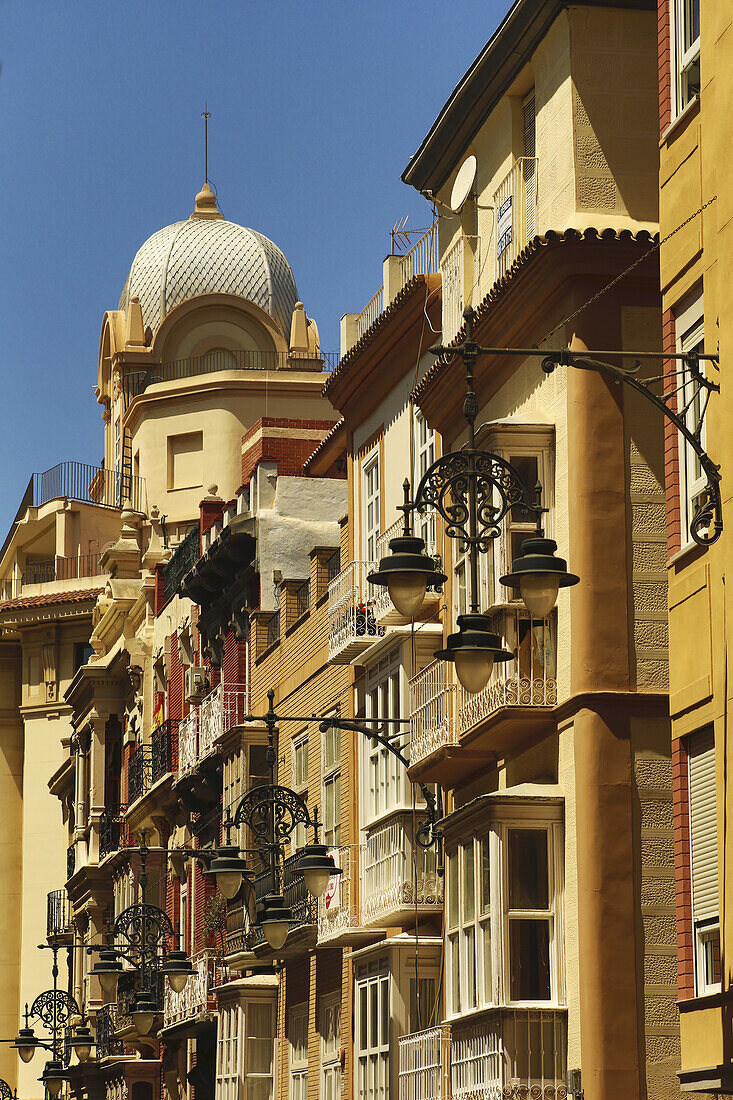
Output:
[
  {"left": 659, "top": 0, "right": 671, "bottom": 134},
  {"left": 672, "top": 738, "right": 694, "bottom": 998},
  {"left": 241, "top": 417, "right": 337, "bottom": 486}
]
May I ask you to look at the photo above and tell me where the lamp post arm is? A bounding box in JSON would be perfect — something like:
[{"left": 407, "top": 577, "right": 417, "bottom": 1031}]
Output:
[{"left": 320, "top": 718, "right": 442, "bottom": 848}]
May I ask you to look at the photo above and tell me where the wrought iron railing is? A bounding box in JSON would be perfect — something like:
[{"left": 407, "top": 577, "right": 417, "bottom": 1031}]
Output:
[
  {"left": 441, "top": 235, "right": 479, "bottom": 345},
  {"left": 99, "top": 806, "right": 129, "bottom": 859},
  {"left": 128, "top": 745, "right": 153, "bottom": 804},
  {"left": 251, "top": 852, "right": 317, "bottom": 948},
  {"left": 47, "top": 890, "right": 72, "bottom": 940},
  {"left": 163, "top": 524, "right": 201, "bottom": 604},
  {"left": 94, "top": 1005, "right": 123, "bottom": 1060},
  {"left": 317, "top": 845, "right": 365, "bottom": 944},
  {"left": 151, "top": 720, "right": 176, "bottom": 782},
  {"left": 327, "top": 561, "right": 383, "bottom": 661},
  {"left": 295, "top": 579, "right": 310, "bottom": 619},
  {"left": 493, "top": 157, "right": 539, "bottom": 281},
  {"left": 326, "top": 548, "right": 341, "bottom": 584},
  {"left": 177, "top": 710, "right": 200, "bottom": 775},
  {"left": 409, "top": 660, "right": 458, "bottom": 768},
  {"left": 356, "top": 286, "right": 384, "bottom": 341},
  {"left": 362, "top": 813, "right": 442, "bottom": 924},
  {"left": 66, "top": 845, "right": 76, "bottom": 880},
  {"left": 21, "top": 553, "right": 103, "bottom": 586},
  {"left": 121, "top": 349, "right": 339, "bottom": 402},
  {"left": 451, "top": 1009, "right": 566, "bottom": 1100},
  {"left": 163, "top": 950, "right": 228, "bottom": 1027},
  {"left": 29, "top": 462, "right": 146, "bottom": 514},
  {"left": 398, "top": 1025, "right": 452, "bottom": 1100},
  {"left": 266, "top": 610, "right": 280, "bottom": 649},
  {"left": 198, "top": 684, "right": 250, "bottom": 761}
]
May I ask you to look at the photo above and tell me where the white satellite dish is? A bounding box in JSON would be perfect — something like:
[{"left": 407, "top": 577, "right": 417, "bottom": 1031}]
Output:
[{"left": 450, "top": 154, "right": 477, "bottom": 212}]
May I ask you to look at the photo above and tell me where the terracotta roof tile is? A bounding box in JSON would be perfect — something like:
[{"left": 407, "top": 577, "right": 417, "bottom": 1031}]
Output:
[
  {"left": 411, "top": 227, "right": 658, "bottom": 402},
  {"left": 303, "top": 419, "right": 345, "bottom": 471},
  {"left": 0, "top": 588, "right": 103, "bottom": 611}
]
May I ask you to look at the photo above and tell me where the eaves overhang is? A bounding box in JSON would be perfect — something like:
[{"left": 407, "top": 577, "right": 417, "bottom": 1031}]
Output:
[{"left": 401, "top": 0, "right": 657, "bottom": 196}]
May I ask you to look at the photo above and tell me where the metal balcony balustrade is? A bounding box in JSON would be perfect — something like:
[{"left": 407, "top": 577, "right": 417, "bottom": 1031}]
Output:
[
  {"left": 128, "top": 745, "right": 153, "bottom": 804},
  {"left": 99, "top": 805, "right": 130, "bottom": 859},
  {"left": 451, "top": 1009, "right": 566, "bottom": 1100},
  {"left": 177, "top": 685, "right": 249, "bottom": 777},
  {"left": 374, "top": 518, "right": 442, "bottom": 624},
  {"left": 151, "top": 719, "right": 177, "bottom": 782},
  {"left": 163, "top": 524, "right": 201, "bottom": 604},
  {"left": 493, "top": 157, "right": 539, "bottom": 281},
  {"left": 66, "top": 845, "right": 75, "bottom": 880},
  {"left": 456, "top": 608, "right": 557, "bottom": 736},
  {"left": 441, "top": 234, "right": 480, "bottom": 345},
  {"left": 353, "top": 227, "right": 438, "bottom": 344},
  {"left": 361, "top": 813, "right": 443, "bottom": 925},
  {"left": 120, "top": 348, "right": 340, "bottom": 403},
  {"left": 317, "top": 845, "right": 371, "bottom": 946},
  {"left": 326, "top": 548, "right": 341, "bottom": 584},
  {"left": 21, "top": 553, "right": 103, "bottom": 587},
  {"left": 251, "top": 851, "right": 317, "bottom": 949},
  {"left": 266, "top": 609, "right": 280, "bottom": 649},
  {"left": 28, "top": 461, "right": 146, "bottom": 513},
  {"left": 295, "top": 579, "right": 310, "bottom": 619},
  {"left": 327, "top": 560, "right": 383, "bottom": 662},
  {"left": 409, "top": 659, "right": 458, "bottom": 769},
  {"left": 163, "top": 949, "right": 228, "bottom": 1027},
  {"left": 398, "top": 1025, "right": 452, "bottom": 1100},
  {"left": 46, "top": 890, "right": 72, "bottom": 941},
  {"left": 94, "top": 1005, "right": 123, "bottom": 1060}
]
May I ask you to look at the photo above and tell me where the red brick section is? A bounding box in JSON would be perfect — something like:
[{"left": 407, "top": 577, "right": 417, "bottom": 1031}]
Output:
[
  {"left": 673, "top": 737, "right": 695, "bottom": 999},
  {"left": 659, "top": 0, "right": 672, "bottom": 134},
  {"left": 169, "top": 631, "right": 186, "bottom": 721},
  {"left": 200, "top": 498, "right": 224, "bottom": 540},
  {"left": 154, "top": 565, "right": 166, "bottom": 616},
  {"left": 662, "top": 308, "right": 683, "bottom": 557},
  {"left": 241, "top": 417, "right": 337, "bottom": 486},
  {"left": 222, "top": 628, "right": 247, "bottom": 685}
]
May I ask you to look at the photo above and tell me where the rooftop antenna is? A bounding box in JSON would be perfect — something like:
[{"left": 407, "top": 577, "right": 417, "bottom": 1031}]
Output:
[{"left": 202, "top": 103, "right": 211, "bottom": 184}]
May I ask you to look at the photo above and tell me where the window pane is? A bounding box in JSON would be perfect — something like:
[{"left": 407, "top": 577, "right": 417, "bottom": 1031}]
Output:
[
  {"left": 380, "top": 977, "right": 389, "bottom": 1046},
  {"left": 449, "top": 934, "right": 461, "bottom": 1014},
  {"left": 508, "top": 829, "right": 549, "bottom": 910},
  {"left": 509, "top": 455, "right": 539, "bottom": 521},
  {"left": 360, "top": 984, "right": 367, "bottom": 1048},
  {"left": 464, "top": 843, "right": 475, "bottom": 921},
  {"left": 481, "top": 837, "right": 490, "bottom": 915},
  {"left": 509, "top": 919, "right": 551, "bottom": 1000},
  {"left": 482, "top": 921, "right": 492, "bottom": 1002},
  {"left": 464, "top": 926, "right": 476, "bottom": 1009},
  {"left": 448, "top": 851, "right": 459, "bottom": 928}
]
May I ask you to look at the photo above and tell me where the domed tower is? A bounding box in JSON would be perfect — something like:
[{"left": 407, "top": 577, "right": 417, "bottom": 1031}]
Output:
[{"left": 97, "top": 185, "right": 332, "bottom": 534}]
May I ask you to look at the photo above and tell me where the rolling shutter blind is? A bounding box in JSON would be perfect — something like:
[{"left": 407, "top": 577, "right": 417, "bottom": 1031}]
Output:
[
  {"left": 522, "top": 92, "right": 536, "bottom": 241},
  {"left": 689, "top": 728, "right": 719, "bottom": 922}
]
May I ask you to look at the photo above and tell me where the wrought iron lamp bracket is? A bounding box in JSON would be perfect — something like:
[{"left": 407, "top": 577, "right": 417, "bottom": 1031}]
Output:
[{"left": 232, "top": 783, "right": 313, "bottom": 848}]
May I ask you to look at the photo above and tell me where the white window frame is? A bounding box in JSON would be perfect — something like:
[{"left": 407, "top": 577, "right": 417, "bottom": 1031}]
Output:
[
  {"left": 321, "top": 992, "right": 341, "bottom": 1100},
  {"left": 362, "top": 448, "right": 381, "bottom": 562},
  {"left": 695, "top": 919, "right": 721, "bottom": 996},
  {"left": 676, "top": 292, "right": 706, "bottom": 549},
  {"left": 216, "top": 1002, "right": 243, "bottom": 1100},
  {"left": 291, "top": 730, "right": 309, "bottom": 851},
  {"left": 672, "top": 0, "right": 700, "bottom": 117},
  {"left": 413, "top": 409, "right": 437, "bottom": 556},
  {"left": 289, "top": 1003, "right": 309, "bottom": 1100},
  {"left": 245, "top": 998, "right": 277, "bottom": 1100},
  {"left": 445, "top": 812, "right": 564, "bottom": 1017},
  {"left": 355, "top": 962, "right": 390, "bottom": 1100},
  {"left": 363, "top": 651, "right": 406, "bottom": 824},
  {"left": 179, "top": 880, "right": 188, "bottom": 955},
  {"left": 322, "top": 718, "right": 341, "bottom": 851}
]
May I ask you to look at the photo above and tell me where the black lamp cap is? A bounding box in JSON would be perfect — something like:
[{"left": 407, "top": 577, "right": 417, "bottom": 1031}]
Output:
[
  {"left": 132, "top": 995, "right": 158, "bottom": 1015},
  {"left": 259, "top": 894, "right": 294, "bottom": 926},
  {"left": 203, "top": 845, "right": 251, "bottom": 878},
  {"left": 436, "top": 613, "right": 513, "bottom": 663},
  {"left": 299, "top": 844, "right": 342, "bottom": 877},
  {"left": 161, "top": 949, "right": 194, "bottom": 976},
  {"left": 13, "top": 1027, "right": 37, "bottom": 1049},
  {"left": 499, "top": 536, "right": 579, "bottom": 590},
  {"left": 367, "top": 535, "right": 447, "bottom": 589},
  {"left": 92, "top": 948, "right": 123, "bottom": 974},
  {"left": 40, "top": 1061, "right": 66, "bottom": 1084}
]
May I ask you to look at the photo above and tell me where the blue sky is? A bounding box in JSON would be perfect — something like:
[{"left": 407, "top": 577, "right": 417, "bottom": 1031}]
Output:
[{"left": 0, "top": 0, "right": 505, "bottom": 528}]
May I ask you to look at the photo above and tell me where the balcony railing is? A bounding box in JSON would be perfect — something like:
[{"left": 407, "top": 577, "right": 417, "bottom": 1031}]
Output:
[
  {"left": 266, "top": 609, "right": 280, "bottom": 649},
  {"left": 362, "top": 813, "right": 443, "bottom": 924},
  {"left": 317, "top": 845, "right": 367, "bottom": 945},
  {"left": 128, "top": 745, "right": 153, "bottom": 804},
  {"left": 409, "top": 660, "right": 458, "bottom": 768},
  {"left": 66, "top": 844, "right": 76, "bottom": 880},
  {"left": 356, "top": 287, "right": 384, "bottom": 342},
  {"left": 28, "top": 462, "right": 146, "bottom": 514},
  {"left": 47, "top": 890, "right": 72, "bottom": 941},
  {"left": 21, "top": 553, "right": 103, "bottom": 587},
  {"left": 178, "top": 686, "right": 248, "bottom": 776},
  {"left": 163, "top": 950, "right": 228, "bottom": 1027},
  {"left": 95, "top": 1005, "right": 123, "bottom": 1060},
  {"left": 441, "top": 235, "right": 479, "bottom": 345},
  {"left": 251, "top": 851, "right": 317, "bottom": 949},
  {"left": 163, "top": 524, "right": 201, "bottom": 604},
  {"left": 399, "top": 1026, "right": 452, "bottom": 1100},
  {"left": 351, "top": 227, "right": 438, "bottom": 347},
  {"left": 457, "top": 609, "right": 556, "bottom": 735},
  {"left": 295, "top": 579, "right": 310, "bottom": 619},
  {"left": 451, "top": 1009, "right": 566, "bottom": 1100},
  {"left": 99, "top": 805, "right": 130, "bottom": 859},
  {"left": 328, "top": 561, "right": 383, "bottom": 663},
  {"left": 152, "top": 719, "right": 177, "bottom": 782},
  {"left": 493, "top": 157, "right": 539, "bottom": 281}
]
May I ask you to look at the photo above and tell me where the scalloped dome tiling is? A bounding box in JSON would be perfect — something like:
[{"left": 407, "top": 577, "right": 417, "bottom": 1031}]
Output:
[{"left": 118, "top": 186, "right": 299, "bottom": 339}]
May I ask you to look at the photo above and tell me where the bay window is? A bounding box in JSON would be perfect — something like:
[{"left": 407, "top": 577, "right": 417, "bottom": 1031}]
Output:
[
  {"left": 445, "top": 811, "right": 562, "bottom": 1015},
  {"left": 364, "top": 652, "right": 404, "bottom": 821},
  {"left": 673, "top": 0, "right": 700, "bottom": 115},
  {"left": 321, "top": 993, "right": 341, "bottom": 1100},
  {"left": 356, "top": 962, "right": 390, "bottom": 1100},
  {"left": 676, "top": 291, "right": 706, "bottom": 545},
  {"left": 245, "top": 1000, "right": 276, "bottom": 1100},
  {"left": 289, "top": 1004, "right": 308, "bottom": 1100},
  {"left": 363, "top": 449, "right": 381, "bottom": 562},
  {"left": 413, "top": 409, "right": 437, "bottom": 555},
  {"left": 291, "top": 731, "right": 309, "bottom": 850},
  {"left": 322, "top": 721, "right": 341, "bottom": 850},
  {"left": 216, "top": 1003, "right": 242, "bottom": 1100},
  {"left": 688, "top": 727, "right": 720, "bottom": 995}
]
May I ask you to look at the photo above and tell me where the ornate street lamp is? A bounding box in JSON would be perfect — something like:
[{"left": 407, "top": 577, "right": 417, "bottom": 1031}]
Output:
[
  {"left": 88, "top": 830, "right": 193, "bottom": 1035},
  {"left": 369, "top": 308, "right": 578, "bottom": 692},
  {"left": 8, "top": 943, "right": 92, "bottom": 1092}
]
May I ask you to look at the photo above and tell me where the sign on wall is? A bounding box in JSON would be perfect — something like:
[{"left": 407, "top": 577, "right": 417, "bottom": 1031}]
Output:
[{"left": 497, "top": 195, "right": 513, "bottom": 257}]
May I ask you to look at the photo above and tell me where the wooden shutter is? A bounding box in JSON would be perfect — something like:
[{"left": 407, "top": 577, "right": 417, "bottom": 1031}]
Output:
[
  {"left": 689, "top": 728, "right": 719, "bottom": 922},
  {"left": 522, "top": 91, "right": 536, "bottom": 242}
]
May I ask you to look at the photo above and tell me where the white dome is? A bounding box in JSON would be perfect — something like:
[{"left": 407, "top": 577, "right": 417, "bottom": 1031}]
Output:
[{"left": 119, "top": 189, "right": 299, "bottom": 339}]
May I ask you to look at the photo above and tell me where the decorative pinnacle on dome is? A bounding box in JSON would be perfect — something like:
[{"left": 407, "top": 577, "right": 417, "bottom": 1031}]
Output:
[{"left": 190, "top": 182, "right": 224, "bottom": 221}]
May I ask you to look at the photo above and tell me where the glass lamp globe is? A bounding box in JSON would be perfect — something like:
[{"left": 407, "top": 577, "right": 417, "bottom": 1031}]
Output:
[
  {"left": 98, "top": 971, "right": 119, "bottom": 1000},
  {"left": 132, "top": 1005, "right": 156, "bottom": 1036},
  {"left": 454, "top": 649, "right": 495, "bottom": 694},
  {"left": 387, "top": 573, "right": 428, "bottom": 618},
  {"left": 45, "top": 1077, "right": 64, "bottom": 1098},
  {"left": 74, "top": 1042, "right": 92, "bottom": 1065},
  {"left": 216, "top": 871, "right": 243, "bottom": 900},
  {"left": 519, "top": 573, "right": 560, "bottom": 618},
  {"left": 262, "top": 920, "right": 290, "bottom": 951},
  {"left": 18, "top": 1045, "right": 36, "bottom": 1064},
  {"left": 167, "top": 970, "right": 189, "bottom": 995}
]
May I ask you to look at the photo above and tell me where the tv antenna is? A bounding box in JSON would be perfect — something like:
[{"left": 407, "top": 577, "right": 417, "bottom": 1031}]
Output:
[
  {"left": 202, "top": 103, "right": 211, "bottom": 184},
  {"left": 390, "top": 216, "right": 432, "bottom": 255}
]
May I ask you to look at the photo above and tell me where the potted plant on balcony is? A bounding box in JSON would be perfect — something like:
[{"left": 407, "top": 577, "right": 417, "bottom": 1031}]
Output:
[{"left": 354, "top": 601, "right": 378, "bottom": 638}]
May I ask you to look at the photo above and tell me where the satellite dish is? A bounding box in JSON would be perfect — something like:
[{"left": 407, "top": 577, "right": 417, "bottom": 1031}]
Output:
[{"left": 450, "top": 155, "right": 477, "bottom": 212}]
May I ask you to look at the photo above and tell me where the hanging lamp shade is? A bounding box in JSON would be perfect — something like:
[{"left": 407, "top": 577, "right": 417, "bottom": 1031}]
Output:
[
  {"left": 435, "top": 613, "right": 512, "bottom": 694},
  {"left": 499, "top": 536, "right": 578, "bottom": 618},
  {"left": 368, "top": 534, "right": 446, "bottom": 618}
]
